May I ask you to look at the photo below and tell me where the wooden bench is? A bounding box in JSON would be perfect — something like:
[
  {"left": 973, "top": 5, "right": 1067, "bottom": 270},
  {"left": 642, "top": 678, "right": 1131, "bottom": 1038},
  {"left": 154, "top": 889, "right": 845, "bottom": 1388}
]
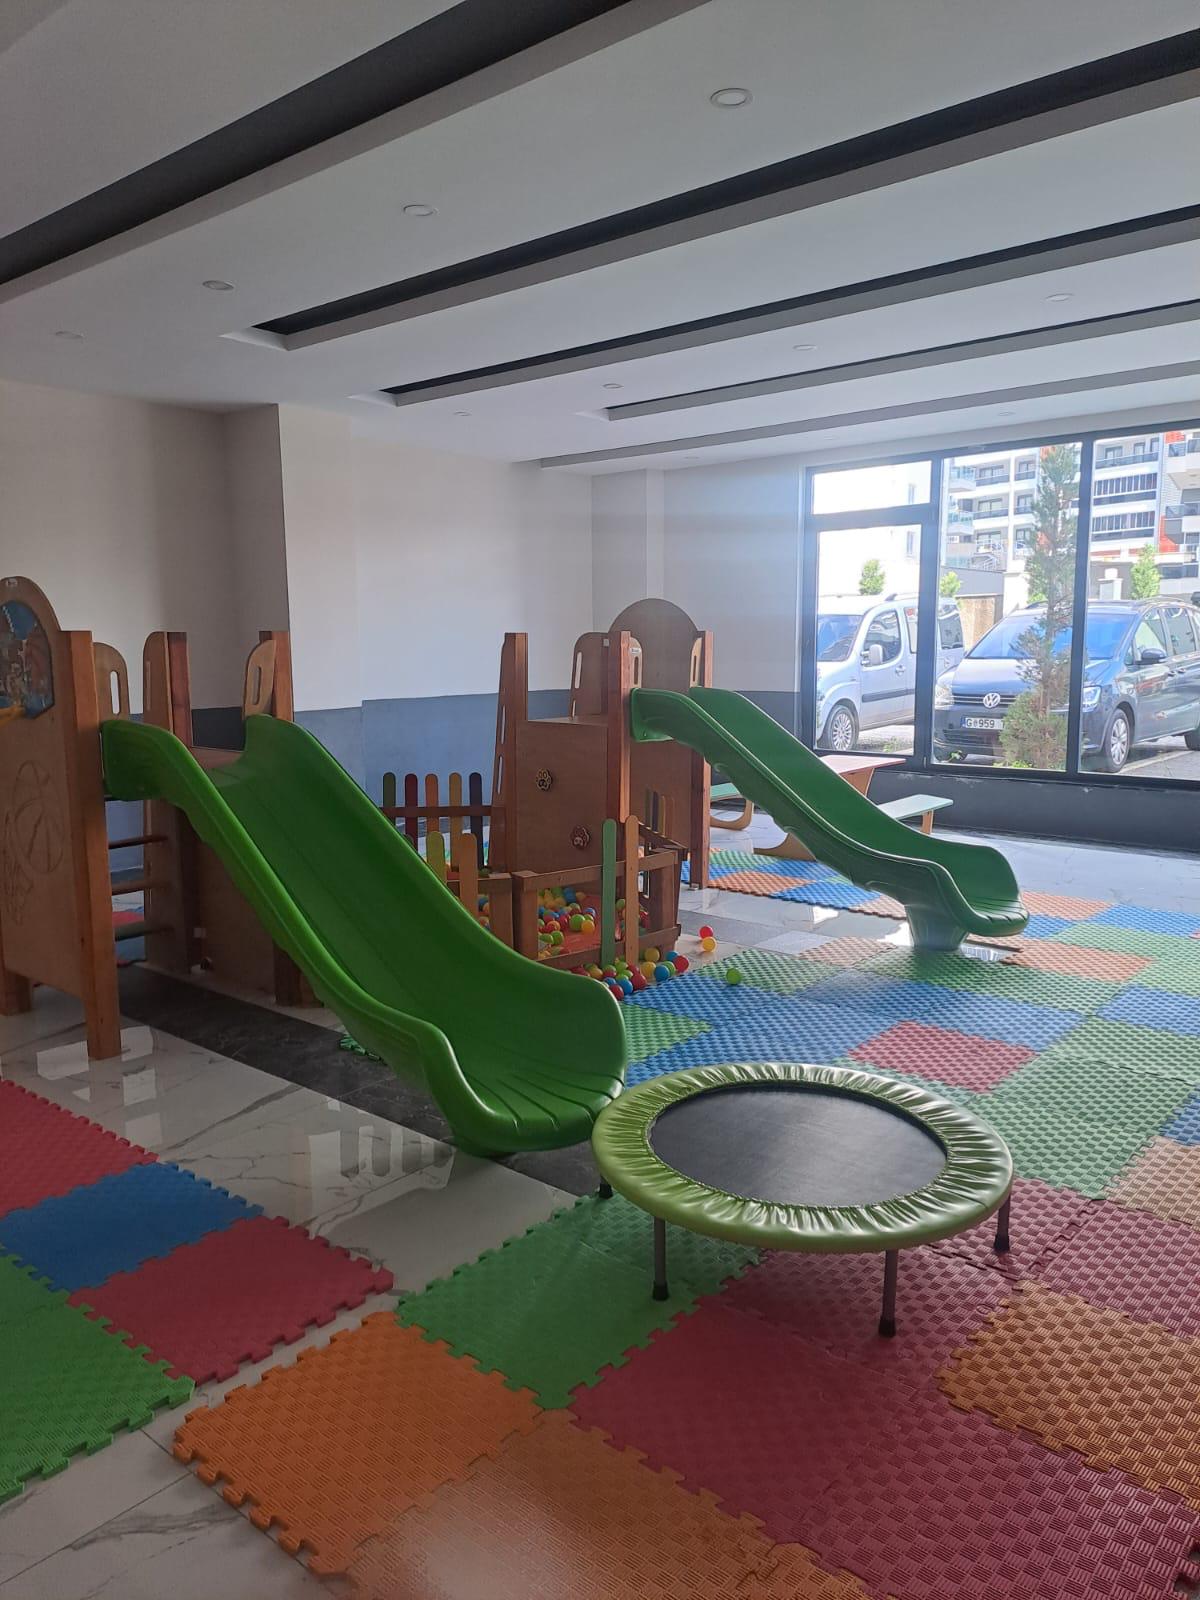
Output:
[{"left": 877, "top": 793, "right": 954, "bottom": 835}]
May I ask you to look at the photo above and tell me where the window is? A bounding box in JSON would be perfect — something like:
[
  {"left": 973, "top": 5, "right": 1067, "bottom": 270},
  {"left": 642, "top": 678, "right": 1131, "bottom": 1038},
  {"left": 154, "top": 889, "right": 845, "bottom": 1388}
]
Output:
[
  {"left": 1093, "top": 473, "right": 1157, "bottom": 499},
  {"left": 864, "top": 610, "right": 901, "bottom": 663},
  {"left": 905, "top": 529, "right": 916, "bottom": 557},
  {"left": 1090, "top": 512, "right": 1156, "bottom": 534},
  {"left": 976, "top": 497, "right": 1007, "bottom": 516},
  {"left": 1164, "top": 606, "right": 1199, "bottom": 658},
  {"left": 1015, "top": 493, "right": 1033, "bottom": 513},
  {"left": 904, "top": 605, "right": 919, "bottom": 652},
  {"left": 938, "top": 608, "right": 964, "bottom": 651},
  {"left": 813, "top": 461, "right": 931, "bottom": 513},
  {"left": 1130, "top": 613, "right": 1168, "bottom": 662}
]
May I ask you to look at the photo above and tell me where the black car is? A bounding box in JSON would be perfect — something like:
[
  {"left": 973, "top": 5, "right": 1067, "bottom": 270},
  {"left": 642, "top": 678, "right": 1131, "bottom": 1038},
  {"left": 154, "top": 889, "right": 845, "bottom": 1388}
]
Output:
[{"left": 933, "top": 599, "right": 1200, "bottom": 772}]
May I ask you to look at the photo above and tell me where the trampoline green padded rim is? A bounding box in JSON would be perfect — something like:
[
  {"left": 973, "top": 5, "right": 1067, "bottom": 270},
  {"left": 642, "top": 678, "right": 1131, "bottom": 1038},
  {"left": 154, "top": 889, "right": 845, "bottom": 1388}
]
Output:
[{"left": 592, "top": 1062, "right": 1013, "bottom": 1255}]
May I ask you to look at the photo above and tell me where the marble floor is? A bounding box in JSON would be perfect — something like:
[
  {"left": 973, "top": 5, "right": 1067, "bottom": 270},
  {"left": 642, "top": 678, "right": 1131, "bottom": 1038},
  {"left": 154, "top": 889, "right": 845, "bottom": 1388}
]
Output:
[{"left": 2, "top": 820, "right": 1198, "bottom": 1596}]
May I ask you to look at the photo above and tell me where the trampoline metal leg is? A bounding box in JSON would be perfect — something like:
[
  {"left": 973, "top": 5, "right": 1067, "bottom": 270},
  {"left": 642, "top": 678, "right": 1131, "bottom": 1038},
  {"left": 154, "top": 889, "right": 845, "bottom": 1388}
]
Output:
[
  {"left": 652, "top": 1216, "right": 669, "bottom": 1301},
  {"left": 993, "top": 1195, "right": 1011, "bottom": 1255},
  {"left": 879, "top": 1250, "right": 898, "bottom": 1338},
  {"left": 597, "top": 1180, "right": 614, "bottom": 1200}
]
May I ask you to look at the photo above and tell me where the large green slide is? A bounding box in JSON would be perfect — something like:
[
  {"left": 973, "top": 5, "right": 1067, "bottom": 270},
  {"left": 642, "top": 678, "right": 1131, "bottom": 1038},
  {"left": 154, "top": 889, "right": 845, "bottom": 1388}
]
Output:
[
  {"left": 101, "top": 716, "right": 626, "bottom": 1155},
  {"left": 632, "top": 686, "right": 1027, "bottom": 950}
]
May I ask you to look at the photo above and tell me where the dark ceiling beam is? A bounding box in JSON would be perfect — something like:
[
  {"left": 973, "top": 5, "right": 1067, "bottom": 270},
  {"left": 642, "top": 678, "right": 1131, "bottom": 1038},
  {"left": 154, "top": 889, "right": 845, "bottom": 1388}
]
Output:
[
  {"left": 378, "top": 206, "right": 1200, "bottom": 404},
  {"left": 263, "top": 28, "right": 1200, "bottom": 346},
  {"left": 537, "top": 360, "right": 1200, "bottom": 467}
]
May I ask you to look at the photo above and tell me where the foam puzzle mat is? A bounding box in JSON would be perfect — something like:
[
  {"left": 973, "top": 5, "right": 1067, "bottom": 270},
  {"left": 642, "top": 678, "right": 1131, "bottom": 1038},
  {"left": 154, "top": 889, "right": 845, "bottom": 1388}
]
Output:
[
  {"left": 165, "top": 899, "right": 1200, "bottom": 1597},
  {"left": 0, "top": 1083, "right": 391, "bottom": 1501}
]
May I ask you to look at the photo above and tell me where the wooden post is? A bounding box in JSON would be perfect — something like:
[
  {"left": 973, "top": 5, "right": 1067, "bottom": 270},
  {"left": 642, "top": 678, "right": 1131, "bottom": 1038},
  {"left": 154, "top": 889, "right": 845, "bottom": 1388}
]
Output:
[
  {"left": 600, "top": 818, "right": 617, "bottom": 968},
  {"left": 141, "top": 633, "right": 195, "bottom": 974},
  {"left": 689, "top": 628, "right": 713, "bottom": 888},
  {"left": 487, "top": 872, "right": 513, "bottom": 948},
  {"left": 425, "top": 828, "right": 447, "bottom": 883},
  {"left": 258, "top": 630, "right": 293, "bottom": 720},
  {"left": 65, "top": 634, "right": 123, "bottom": 1059},
  {"left": 447, "top": 772, "right": 464, "bottom": 857},
  {"left": 402, "top": 773, "right": 420, "bottom": 848},
  {"left": 623, "top": 814, "right": 640, "bottom": 968},
  {"left": 511, "top": 869, "right": 540, "bottom": 960},
  {"left": 489, "top": 634, "right": 526, "bottom": 871},
  {"left": 606, "top": 631, "right": 633, "bottom": 826},
  {"left": 468, "top": 772, "right": 485, "bottom": 867},
  {"left": 381, "top": 772, "right": 397, "bottom": 822},
  {"left": 453, "top": 833, "right": 478, "bottom": 918}
]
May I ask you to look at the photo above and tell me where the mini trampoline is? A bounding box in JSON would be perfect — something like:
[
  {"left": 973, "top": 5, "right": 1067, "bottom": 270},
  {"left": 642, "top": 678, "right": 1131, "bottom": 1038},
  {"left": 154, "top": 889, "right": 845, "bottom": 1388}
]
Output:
[{"left": 592, "top": 1061, "right": 1013, "bottom": 1335}]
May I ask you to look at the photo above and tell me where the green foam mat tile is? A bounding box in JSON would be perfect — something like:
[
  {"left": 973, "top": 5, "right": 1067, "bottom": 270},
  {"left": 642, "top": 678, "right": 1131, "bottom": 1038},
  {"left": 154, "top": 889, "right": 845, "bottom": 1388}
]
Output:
[
  {"left": 397, "top": 1216, "right": 700, "bottom": 1408},
  {"left": 622, "top": 1009, "right": 710, "bottom": 1064},
  {"left": 0, "top": 1301, "right": 193, "bottom": 1502},
  {"left": 1033, "top": 1016, "right": 1200, "bottom": 1081},
  {"left": 0, "top": 1252, "right": 70, "bottom": 1328},
  {"left": 551, "top": 1193, "right": 758, "bottom": 1293},
  {"left": 990, "top": 1054, "right": 1196, "bottom": 1134},
  {"left": 866, "top": 949, "right": 1121, "bottom": 1013},
  {"left": 1047, "top": 923, "right": 1188, "bottom": 959},
  {"left": 969, "top": 1093, "right": 1158, "bottom": 1198},
  {"left": 1135, "top": 953, "right": 1200, "bottom": 998},
  {"left": 693, "top": 948, "right": 835, "bottom": 996}
]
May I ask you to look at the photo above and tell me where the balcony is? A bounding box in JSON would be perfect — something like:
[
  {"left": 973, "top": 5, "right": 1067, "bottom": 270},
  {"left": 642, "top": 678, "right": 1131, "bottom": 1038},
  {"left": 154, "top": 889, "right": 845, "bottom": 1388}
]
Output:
[
  {"left": 1166, "top": 437, "right": 1200, "bottom": 493},
  {"left": 1093, "top": 450, "right": 1159, "bottom": 471},
  {"left": 947, "top": 465, "right": 976, "bottom": 491}
]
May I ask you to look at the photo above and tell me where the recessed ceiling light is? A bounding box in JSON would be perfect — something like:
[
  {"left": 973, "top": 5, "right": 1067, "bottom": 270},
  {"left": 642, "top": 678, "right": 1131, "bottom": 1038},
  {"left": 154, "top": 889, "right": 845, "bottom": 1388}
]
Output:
[
  {"left": 997, "top": 410, "right": 1016, "bottom": 418},
  {"left": 792, "top": 343, "right": 817, "bottom": 352},
  {"left": 202, "top": 279, "right": 234, "bottom": 291},
  {"left": 710, "top": 87, "right": 751, "bottom": 108},
  {"left": 402, "top": 204, "right": 437, "bottom": 217},
  {"left": 453, "top": 409, "right": 471, "bottom": 417},
  {"left": 53, "top": 329, "right": 83, "bottom": 340},
  {"left": 602, "top": 382, "right": 623, "bottom": 391},
  {"left": 1044, "top": 292, "right": 1073, "bottom": 303}
]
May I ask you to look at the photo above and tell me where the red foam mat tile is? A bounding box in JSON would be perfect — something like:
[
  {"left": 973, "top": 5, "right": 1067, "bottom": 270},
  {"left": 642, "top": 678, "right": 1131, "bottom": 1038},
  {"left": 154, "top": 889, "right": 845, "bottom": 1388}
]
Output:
[
  {"left": 849, "top": 1021, "right": 1034, "bottom": 1092},
  {"left": 1035, "top": 1201, "right": 1200, "bottom": 1340},
  {"left": 721, "top": 1247, "right": 1010, "bottom": 1383},
  {"left": 929, "top": 1176, "right": 1095, "bottom": 1278},
  {"left": 0, "top": 1080, "right": 153, "bottom": 1216},
  {"left": 571, "top": 1303, "right": 1200, "bottom": 1600},
  {"left": 70, "top": 1215, "right": 394, "bottom": 1382}
]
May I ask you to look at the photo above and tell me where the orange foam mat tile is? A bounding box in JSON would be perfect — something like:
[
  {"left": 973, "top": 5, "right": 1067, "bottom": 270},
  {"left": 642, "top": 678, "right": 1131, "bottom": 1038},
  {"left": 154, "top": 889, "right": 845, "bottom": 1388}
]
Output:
[
  {"left": 1108, "top": 1138, "right": 1200, "bottom": 1229},
  {"left": 1021, "top": 892, "right": 1115, "bottom": 920},
  {"left": 939, "top": 1283, "right": 1200, "bottom": 1508},
  {"left": 1005, "top": 942, "right": 1152, "bottom": 982},
  {"left": 739, "top": 1544, "right": 875, "bottom": 1599},
  {"left": 173, "top": 1312, "right": 539, "bottom": 1575},
  {"left": 343, "top": 1413, "right": 790, "bottom": 1600}
]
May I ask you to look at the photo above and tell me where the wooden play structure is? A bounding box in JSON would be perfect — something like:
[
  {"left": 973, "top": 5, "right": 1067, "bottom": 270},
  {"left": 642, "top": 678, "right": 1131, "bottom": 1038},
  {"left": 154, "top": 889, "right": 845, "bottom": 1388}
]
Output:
[{"left": 0, "top": 577, "right": 301, "bottom": 1058}]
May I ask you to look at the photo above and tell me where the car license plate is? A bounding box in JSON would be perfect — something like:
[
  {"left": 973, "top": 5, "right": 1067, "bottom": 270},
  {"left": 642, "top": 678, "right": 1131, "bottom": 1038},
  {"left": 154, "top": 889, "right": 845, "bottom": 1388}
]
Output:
[{"left": 963, "top": 716, "right": 1003, "bottom": 730}]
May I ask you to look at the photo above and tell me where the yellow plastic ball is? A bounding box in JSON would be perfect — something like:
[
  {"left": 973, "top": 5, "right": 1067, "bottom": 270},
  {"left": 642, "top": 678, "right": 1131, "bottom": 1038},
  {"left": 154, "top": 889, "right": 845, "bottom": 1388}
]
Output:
[
  {"left": 700, "top": 936, "right": 717, "bottom": 953},
  {"left": 640, "top": 962, "right": 657, "bottom": 980},
  {"left": 644, "top": 948, "right": 661, "bottom": 963}
]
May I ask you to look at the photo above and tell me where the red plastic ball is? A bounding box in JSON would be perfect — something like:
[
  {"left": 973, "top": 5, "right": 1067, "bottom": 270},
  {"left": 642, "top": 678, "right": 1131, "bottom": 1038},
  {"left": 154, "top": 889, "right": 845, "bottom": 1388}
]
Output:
[
  {"left": 698, "top": 925, "right": 714, "bottom": 939},
  {"left": 630, "top": 969, "right": 648, "bottom": 991},
  {"left": 673, "top": 954, "right": 689, "bottom": 973}
]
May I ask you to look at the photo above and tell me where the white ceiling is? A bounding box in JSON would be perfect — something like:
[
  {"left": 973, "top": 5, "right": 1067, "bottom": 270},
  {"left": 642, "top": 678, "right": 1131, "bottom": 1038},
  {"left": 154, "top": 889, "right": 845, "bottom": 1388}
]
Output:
[{"left": 1, "top": 0, "right": 1197, "bottom": 471}]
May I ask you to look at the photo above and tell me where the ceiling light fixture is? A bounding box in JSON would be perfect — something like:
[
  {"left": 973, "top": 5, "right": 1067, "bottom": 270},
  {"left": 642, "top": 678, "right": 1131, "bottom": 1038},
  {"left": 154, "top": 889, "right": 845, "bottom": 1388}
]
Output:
[
  {"left": 1044, "top": 292, "right": 1073, "bottom": 303},
  {"left": 602, "top": 382, "right": 623, "bottom": 391},
  {"left": 792, "top": 343, "right": 816, "bottom": 352},
  {"left": 53, "top": 329, "right": 83, "bottom": 340},
  {"left": 453, "top": 409, "right": 471, "bottom": 417},
  {"left": 710, "top": 86, "right": 751, "bottom": 108},
  {"left": 202, "top": 279, "right": 234, "bottom": 291},
  {"left": 402, "top": 203, "right": 437, "bottom": 217}
]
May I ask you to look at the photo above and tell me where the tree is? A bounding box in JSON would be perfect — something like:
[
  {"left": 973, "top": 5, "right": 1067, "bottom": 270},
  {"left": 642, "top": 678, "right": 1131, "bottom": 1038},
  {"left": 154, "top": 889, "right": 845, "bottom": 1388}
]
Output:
[
  {"left": 859, "top": 558, "right": 885, "bottom": 595},
  {"left": 939, "top": 570, "right": 961, "bottom": 599},
  {"left": 1130, "top": 543, "right": 1160, "bottom": 600},
  {"left": 999, "top": 443, "right": 1079, "bottom": 771}
]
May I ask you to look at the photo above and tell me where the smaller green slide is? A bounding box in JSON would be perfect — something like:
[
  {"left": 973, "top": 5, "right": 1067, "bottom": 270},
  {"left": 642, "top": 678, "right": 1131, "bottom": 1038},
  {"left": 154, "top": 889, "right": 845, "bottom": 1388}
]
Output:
[
  {"left": 632, "top": 686, "right": 1027, "bottom": 949},
  {"left": 102, "top": 717, "right": 626, "bottom": 1154}
]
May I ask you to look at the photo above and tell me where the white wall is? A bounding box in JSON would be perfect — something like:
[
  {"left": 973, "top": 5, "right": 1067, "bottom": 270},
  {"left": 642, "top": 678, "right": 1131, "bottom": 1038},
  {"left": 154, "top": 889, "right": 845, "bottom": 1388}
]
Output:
[
  {"left": 223, "top": 407, "right": 289, "bottom": 652},
  {"left": 353, "top": 433, "right": 592, "bottom": 700},
  {"left": 0, "top": 377, "right": 240, "bottom": 707},
  {"left": 591, "top": 469, "right": 664, "bottom": 627}
]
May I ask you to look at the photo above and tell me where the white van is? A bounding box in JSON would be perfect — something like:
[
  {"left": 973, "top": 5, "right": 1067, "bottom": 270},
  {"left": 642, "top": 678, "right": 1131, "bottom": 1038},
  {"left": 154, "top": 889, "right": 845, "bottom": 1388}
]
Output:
[{"left": 815, "top": 594, "right": 965, "bottom": 751}]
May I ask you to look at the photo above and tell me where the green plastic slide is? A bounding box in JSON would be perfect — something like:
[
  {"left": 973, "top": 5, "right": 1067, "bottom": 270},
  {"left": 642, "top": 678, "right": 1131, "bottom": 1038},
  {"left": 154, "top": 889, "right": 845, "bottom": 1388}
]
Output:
[
  {"left": 101, "top": 716, "right": 626, "bottom": 1154},
  {"left": 631, "top": 686, "right": 1027, "bottom": 950}
]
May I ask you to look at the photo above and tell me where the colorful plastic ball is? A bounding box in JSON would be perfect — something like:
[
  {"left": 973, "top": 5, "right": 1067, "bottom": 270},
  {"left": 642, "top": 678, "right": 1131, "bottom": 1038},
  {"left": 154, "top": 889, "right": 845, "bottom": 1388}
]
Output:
[
  {"left": 564, "top": 888, "right": 577, "bottom": 903},
  {"left": 587, "top": 964, "right": 603, "bottom": 978},
  {"left": 725, "top": 966, "right": 743, "bottom": 986},
  {"left": 644, "top": 948, "right": 661, "bottom": 964},
  {"left": 550, "top": 929, "right": 564, "bottom": 945},
  {"left": 700, "top": 936, "right": 717, "bottom": 953},
  {"left": 602, "top": 965, "right": 617, "bottom": 978},
  {"left": 618, "top": 977, "right": 634, "bottom": 996},
  {"left": 698, "top": 925, "right": 715, "bottom": 939},
  {"left": 569, "top": 914, "right": 584, "bottom": 932},
  {"left": 664, "top": 950, "right": 680, "bottom": 965},
  {"left": 606, "top": 980, "right": 626, "bottom": 1002},
  {"left": 673, "top": 954, "right": 690, "bottom": 973},
  {"left": 580, "top": 917, "right": 596, "bottom": 934},
  {"left": 630, "top": 969, "right": 648, "bottom": 991},
  {"left": 653, "top": 963, "right": 671, "bottom": 982},
  {"left": 664, "top": 962, "right": 677, "bottom": 977},
  {"left": 640, "top": 961, "right": 657, "bottom": 980}
]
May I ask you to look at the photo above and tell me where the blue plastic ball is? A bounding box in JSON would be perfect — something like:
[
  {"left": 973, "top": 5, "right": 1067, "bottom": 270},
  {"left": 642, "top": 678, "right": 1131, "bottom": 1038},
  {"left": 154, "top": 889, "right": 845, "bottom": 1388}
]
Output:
[
  {"left": 664, "top": 950, "right": 680, "bottom": 965},
  {"left": 653, "top": 963, "right": 672, "bottom": 983},
  {"left": 618, "top": 977, "right": 634, "bottom": 996}
]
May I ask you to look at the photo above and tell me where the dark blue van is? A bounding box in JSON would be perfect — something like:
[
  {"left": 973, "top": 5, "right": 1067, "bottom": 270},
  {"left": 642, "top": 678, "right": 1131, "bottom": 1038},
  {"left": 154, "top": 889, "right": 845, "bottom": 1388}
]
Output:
[{"left": 932, "top": 600, "right": 1200, "bottom": 772}]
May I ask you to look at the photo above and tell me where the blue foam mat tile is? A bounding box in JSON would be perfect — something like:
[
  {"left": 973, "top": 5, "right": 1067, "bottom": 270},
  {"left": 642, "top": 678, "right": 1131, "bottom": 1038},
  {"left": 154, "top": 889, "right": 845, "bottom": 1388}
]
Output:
[
  {"left": 1089, "top": 904, "right": 1200, "bottom": 938},
  {"left": 0, "top": 1163, "right": 261, "bottom": 1293},
  {"left": 774, "top": 881, "right": 879, "bottom": 908},
  {"left": 629, "top": 1005, "right": 895, "bottom": 1081},
  {"left": 1019, "top": 914, "right": 1075, "bottom": 940},
  {"left": 800, "top": 970, "right": 1081, "bottom": 1049},
  {"left": 709, "top": 854, "right": 817, "bottom": 879},
  {"left": 623, "top": 978, "right": 765, "bottom": 1025},
  {"left": 1163, "top": 1092, "right": 1200, "bottom": 1146},
  {"left": 1100, "top": 987, "right": 1200, "bottom": 1039}
]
